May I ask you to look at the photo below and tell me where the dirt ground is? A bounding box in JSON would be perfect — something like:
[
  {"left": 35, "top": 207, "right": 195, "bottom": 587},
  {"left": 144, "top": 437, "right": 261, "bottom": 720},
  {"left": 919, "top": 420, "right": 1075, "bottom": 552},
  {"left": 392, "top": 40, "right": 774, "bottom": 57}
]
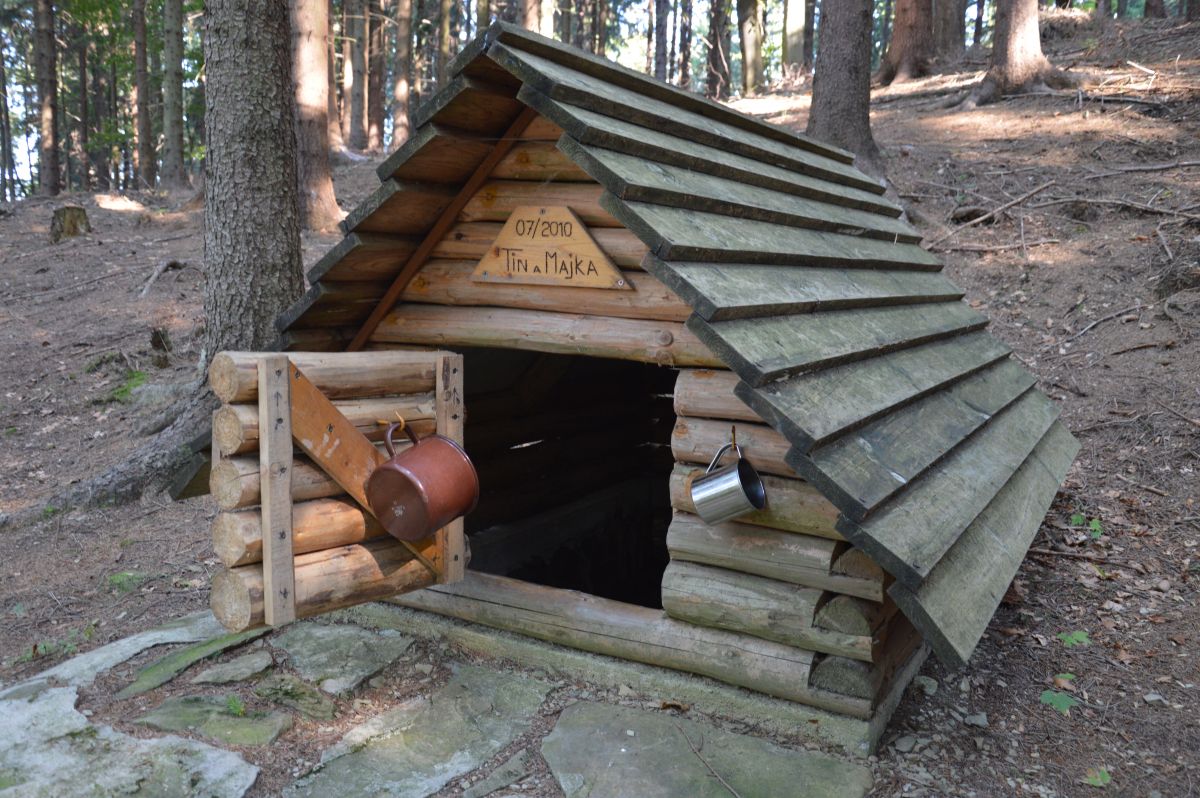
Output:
[{"left": 1, "top": 15, "right": 1198, "bottom": 797}]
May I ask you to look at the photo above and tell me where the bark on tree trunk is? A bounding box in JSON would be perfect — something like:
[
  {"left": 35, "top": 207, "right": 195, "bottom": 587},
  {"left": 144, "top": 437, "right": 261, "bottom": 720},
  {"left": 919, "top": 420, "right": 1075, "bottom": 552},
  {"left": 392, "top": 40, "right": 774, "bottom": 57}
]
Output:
[
  {"left": 367, "top": 0, "right": 385, "bottom": 151},
  {"left": 204, "top": 0, "right": 303, "bottom": 355},
  {"left": 34, "top": 0, "right": 59, "bottom": 195},
  {"left": 783, "top": 0, "right": 805, "bottom": 66},
  {"left": 348, "top": 0, "right": 368, "bottom": 149},
  {"left": 877, "top": 0, "right": 933, "bottom": 85},
  {"left": 292, "top": 0, "right": 342, "bottom": 230},
  {"left": 736, "top": 0, "right": 764, "bottom": 94},
  {"left": 161, "top": 0, "right": 188, "bottom": 187},
  {"left": 958, "top": 0, "right": 1072, "bottom": 108},
  {"left": 393, "top": 0, "right": 414, "bottom": 145},
  {"left": 654, "top": 0, "right": 669, "bottom": 79},
  {"left": 89, "top": 52, "right": 110, "bottom": 190},
  {"left": 437, "top": 0, "right": 454, "bottom": 84},
  {"left": 807, "top": 0, "right": 883, "bottom": 177},
  {"left": 1094, "top": 0, "right": 1111, "bottom": 20},
  {"left": 0, "top": 38, "right": 12, "bottom": 200},
  {"left": 1143, "top": 0, "right": 1166, "bottom": 16},
  {"left": 933, "top": 0, "right": 967, "bottom": 60},
  {"left": 678, "top": 0, "right": 691, "bottom": 87},
  {"left": 74, "top": 29, "right": 90, "bottom": 191},
  {"left": 326, "top": 0, "right": 345, "bottom": 153},
  {"left": 134, "top": 0, "right": 156, "bottom": 189},
  {"left": 973, "top": 0, "right": 986, "bottom": 45},
  {"left": 1188, "top": 0, "right": 1200, "bottom": 21},
  {"left": 802, "top": 0, "right": 815, "bottom": 67},
  {"left": 706, "top": 0, "right": 732, "bottom": 98}
]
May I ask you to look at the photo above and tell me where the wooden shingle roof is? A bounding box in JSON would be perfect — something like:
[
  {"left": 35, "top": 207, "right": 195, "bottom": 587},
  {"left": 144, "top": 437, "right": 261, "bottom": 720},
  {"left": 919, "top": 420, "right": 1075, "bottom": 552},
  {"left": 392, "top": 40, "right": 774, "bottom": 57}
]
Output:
[{"left": 279, "top": 22, "right": 1079, "bottom": 670}]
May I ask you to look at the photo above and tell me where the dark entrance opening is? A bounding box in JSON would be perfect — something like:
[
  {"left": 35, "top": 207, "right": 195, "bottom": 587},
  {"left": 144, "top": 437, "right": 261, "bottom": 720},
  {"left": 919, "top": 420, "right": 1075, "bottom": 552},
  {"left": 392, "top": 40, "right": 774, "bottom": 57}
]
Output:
[{"left": 459, "top": 348, "right": 677, "bottom": 609}]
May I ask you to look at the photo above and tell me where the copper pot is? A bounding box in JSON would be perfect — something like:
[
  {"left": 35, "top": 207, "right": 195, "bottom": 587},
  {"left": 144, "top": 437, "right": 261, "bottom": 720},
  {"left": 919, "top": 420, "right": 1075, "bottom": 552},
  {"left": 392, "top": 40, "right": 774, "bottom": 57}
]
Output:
[{"left": 365, "top": 422, "right": 479, "bottom": 542}]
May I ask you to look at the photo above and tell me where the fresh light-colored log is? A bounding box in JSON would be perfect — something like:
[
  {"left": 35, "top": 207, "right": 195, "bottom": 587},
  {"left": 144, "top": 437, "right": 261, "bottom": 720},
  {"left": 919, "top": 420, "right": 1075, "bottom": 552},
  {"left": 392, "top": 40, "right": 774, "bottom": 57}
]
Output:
[
  {"left": 489, "top": 141, "right": 591, "bottom": 181},
  {"left": 390, "top": 571, "right": 872, "bottom": 718},
  {"left": 212, "top": 393, "right": 436, "bottom": 456},
  {"left": 672, "top": 416, "right": 792, "bottom": 477},
  {"left": 459, "top": 180, "right": 619, "bottom": 227},
  {"left": 209, "top": 445, "right": 389, "bottom": 510},
  {"left": 668, "top": 464, "right": 841, "bottom": 540},
  {"left": 372, "top": 304, "right": 722, "bottom": 368},
  {"left": 431, "top": 222, "right": 649, "bottom": 268},
  {"left": 209, "top": 350, "right": 439, "bottom": 403},
  {"left": 212, "top": 497, "right": 386, "bottom": 568},
  {"left": 211, "top": 538, "right": 437, "bottom": 632},
  {"left": 667, "top": 512, "right": 884, "bottom": 601},
  {"left": 402, "top": 259, "right": 689, "bottom": 322},
  {"left": 258, "top": 355, "right": 295, "bottom": 626},
  {"left": 660, "top": 561, "right": 874, "bottom": 661},
  {"left": 674, "top": 369, "right": 758, "bottom": 421}
]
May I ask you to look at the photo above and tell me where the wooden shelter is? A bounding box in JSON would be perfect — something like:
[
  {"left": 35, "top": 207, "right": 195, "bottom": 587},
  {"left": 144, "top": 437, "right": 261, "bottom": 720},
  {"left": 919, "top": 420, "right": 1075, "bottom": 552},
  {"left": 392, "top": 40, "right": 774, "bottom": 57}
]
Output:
[{"left": 205, "top": 22, "right": 1078, "bottom": 745}]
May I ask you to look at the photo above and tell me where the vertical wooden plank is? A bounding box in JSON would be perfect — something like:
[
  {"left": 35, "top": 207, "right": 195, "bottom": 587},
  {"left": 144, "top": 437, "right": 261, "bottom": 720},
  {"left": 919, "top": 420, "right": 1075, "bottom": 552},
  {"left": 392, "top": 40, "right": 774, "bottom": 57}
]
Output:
[
  {"left": 436, "top": 352, "right": 467, "bottom": 584},
  {"left": 258, "top": 355, "right": 296, "bottom": 626}
]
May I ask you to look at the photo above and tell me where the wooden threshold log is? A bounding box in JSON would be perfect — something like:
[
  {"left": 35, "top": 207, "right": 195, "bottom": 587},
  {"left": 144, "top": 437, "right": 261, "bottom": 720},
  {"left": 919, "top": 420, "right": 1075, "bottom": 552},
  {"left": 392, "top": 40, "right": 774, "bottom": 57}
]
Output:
[
  {"left": 209, "top": 350, "right": 439, "bottom": 403},
  {"left": 660, "top": 561, "right": 875, "bottom": 661},
  {"left": 809, "top": 616, "right": 920, "bottom": 704},
  {"left": 672, "top": 416, "right": 792, "bottom": 477},
  {"left": 372, "top": 304, "right": 722, "bottom": 368},
  {"left": 402, "top": 259, "right": 689, "bottom": 322},
  {"left": 213, "top": 393, "right": 436, "bottom": 457},
  {"left": 390, "top": 571, "right": 872, "bottom": 718},
  {"left": 668, "top": 464, "right": 841, "bottom": 540},
  {"left": 213, "top": 497, "right": 386, "bottom": 568},
  {"left": 431, "top": 222, "right": 649, "bottom": 268},
  {"left": 674, "top": 369, "right": 759, "bottom": 422},
  {"left": 667, "top": 512, "right": 884, "bottom": 601},
  {"left": 211, "top": 537, "right": 438, "bottom": 632}
]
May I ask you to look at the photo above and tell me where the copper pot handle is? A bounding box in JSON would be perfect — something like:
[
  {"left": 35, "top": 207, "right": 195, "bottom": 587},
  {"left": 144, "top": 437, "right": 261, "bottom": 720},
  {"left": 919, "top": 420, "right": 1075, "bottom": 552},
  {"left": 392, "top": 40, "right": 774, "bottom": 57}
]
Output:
[{"left": 383, "top": 421, "right": 420, "bottom": 457}]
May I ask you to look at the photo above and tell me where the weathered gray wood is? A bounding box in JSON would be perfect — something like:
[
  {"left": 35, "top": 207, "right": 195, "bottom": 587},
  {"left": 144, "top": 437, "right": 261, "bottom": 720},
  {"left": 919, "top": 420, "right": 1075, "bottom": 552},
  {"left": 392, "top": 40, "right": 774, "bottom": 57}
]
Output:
[
  {"left": 488, "top": 43, "right": 882, "bottom": 194},
  {"left": 668, "top": 465, "right": 843, "bottom": 540},
  {"left": 791, "top": 358, "right": 1036, "bottom": 520},
  {"left": 375, "top": 123, "right": 498, "bottom": 183},
  {"left": 306, "top": 233, "right": 420, "bottom": 283},
  {"left": 276, "top": 281, "right": 386, "bottom": 332},
  {"left": 522, "top": 90, "right": 899, "bottom": 217},
  {"left": 489, "top": 22, "right": 856, "bottom": 164},
  {"left": 661, "top": 561, "right": 876, "bottom": 661},
  {"left": 340, "top": 179, "right": 459, "bottom": 235},
  {"left": 889, "top": 421, "right": 1079, "bottom": 669},
  {"left": 607, "top": 200, "right": 942, "bottom": 269},
  {"left": 671, "top": 416, "right": 793, "bottom": 478},
  {"left": 562, "top": 139, "right": 919, "bottom": 243},
  {"left": 673, "top": 369, "right": 760, "bottom": 422},
  {"left": 666, "top": 513, "right": 884, "bottom": 601},
  {"left": 644, "top": 258, "right": 963, "bottom": 323},
  {"left": 809, "top": 617, "right": 920, "bottom": 703},
  {"left": 736, "top": 331, "right": 1011, "bottom": 453},
  {"left": 690, "top": 301, "right": 988, "bottom": 386},
  {"left": 390, "top": 571, "right": 875, "bottom": 717},
  {"left": 409, "top": 74, "right": 523, "bottom": 133},
  {"left": 815, "top": 595, "right": 896, "bottom": 637},
  {"left": 839, "top": 389, "right": 1061, "bottom": 591}
]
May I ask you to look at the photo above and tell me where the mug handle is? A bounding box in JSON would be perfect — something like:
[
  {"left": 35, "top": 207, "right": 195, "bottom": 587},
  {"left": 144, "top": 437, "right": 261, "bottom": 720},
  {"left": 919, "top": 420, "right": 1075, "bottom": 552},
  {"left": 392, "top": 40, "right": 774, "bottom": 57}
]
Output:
[
  {"left": 705, "top": 442, "right": 743, "bottom": 474},
  {"left": 383, "top": 421, "right": 421, "bottom": 457}
]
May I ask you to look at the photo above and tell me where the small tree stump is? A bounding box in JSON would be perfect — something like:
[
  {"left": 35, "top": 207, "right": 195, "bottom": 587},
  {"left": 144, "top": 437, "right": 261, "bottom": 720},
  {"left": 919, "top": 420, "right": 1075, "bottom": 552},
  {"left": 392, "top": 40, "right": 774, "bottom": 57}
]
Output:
[{"left": 50, "top": 205, "right": 92, "bottom": 243}]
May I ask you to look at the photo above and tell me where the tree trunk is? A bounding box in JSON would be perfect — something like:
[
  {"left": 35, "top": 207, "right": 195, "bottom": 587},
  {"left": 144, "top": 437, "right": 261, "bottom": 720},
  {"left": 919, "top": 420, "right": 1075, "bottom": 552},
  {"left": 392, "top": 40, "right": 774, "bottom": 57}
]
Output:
[
  {"left": 1094, "top": 0, "right": 1111, "bottom": 20},
  {"left": 367, "top": 0, "right": 385, "bottom": 151},
  {"left": 437, "top": 0, "right": 453, "bottom": 84},
  {"left": 677, "top": 0, "right": 691, "bottom": 87},
  {"left": 34, "top": 0, "right": 59, "bottom": 195},
  {"left": 0, "top": 33, "right": 12, "bottom": 200},
  {"left": 783, "top": 0, "right": 805, "bottom": 66},
  {"left": 736, "top": 0, "right": 764, "bottom": 94},
  {"left": 134, "top": 0, "right": 156, "bottom": 189},
  {"left": 521, "top": 0, "right": 541, "bottom": 31},
  {"left": 89, "top": 51, "right": 110, "bottom": 190},
  {"left": 654, "top": 0, "right": 669, "bottom": 79},
  {"left": 161, "top": 0, "right": 188, "bottom": 187},
  {"left": 341, "top": 0, "right": 353, "bottom": 142},
  {"left": 204, "top": 0, "right": 304, "bottom": 356},
  {"left": 959, "top": 0, "right": 1072, "bottom": 108},
  {"left": 802, "top": 0, "right": 815, "bottom": 67},
  {"left": 73, "top": 28, "right": 90, "bottom": 191},
  {"left": 393, "top": 0, "right": 414, "bottom": 145},
  {"left": 1143, "top": 0, "right": 1166, "bottom": 16},
  {"left": 1189, "top": 0, "right": 1200, "bottom": 21},
  {"left": 806, "top": 0, "right": 883, "bottom": 176},
  {"left": 933, "top": 0, "right": 967, "bottom": 61},
  {"left": 327, "top": 0, "right": 345, "bottom": 152},
  {"left": 877, "top": 0, "right": 933, "bottom": 84},
  {"left": 880, "top": 0, "right": 893, "bottom": 52},
  {"left": 348, "top": 0, "right": 368, "bottom": 148},
  {"left": 706, "top": 0, "right": 732, "bottom": 98},
  {"left": 292, "top": 0, "right": 342, "bottom": 230},
  {"left": 973, "top": 0, "right": 986, "bottom": 45},
  {"left": 478, "top": 0, "right": 490, "bottom": 29}
]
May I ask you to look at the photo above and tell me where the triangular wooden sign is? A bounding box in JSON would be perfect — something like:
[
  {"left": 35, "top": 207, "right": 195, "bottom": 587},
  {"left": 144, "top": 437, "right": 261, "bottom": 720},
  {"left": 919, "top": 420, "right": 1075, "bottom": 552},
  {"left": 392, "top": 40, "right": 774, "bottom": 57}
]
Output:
[{"left": 472, "top": 205, "right": 632, "bottom": 290}]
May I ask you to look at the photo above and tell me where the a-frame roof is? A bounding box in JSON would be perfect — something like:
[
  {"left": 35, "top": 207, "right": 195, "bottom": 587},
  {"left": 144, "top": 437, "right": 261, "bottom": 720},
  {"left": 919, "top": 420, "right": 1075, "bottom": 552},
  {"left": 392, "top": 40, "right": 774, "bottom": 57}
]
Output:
[{"left": 278, "top": 22, "right": 1079, "bottom": 670}]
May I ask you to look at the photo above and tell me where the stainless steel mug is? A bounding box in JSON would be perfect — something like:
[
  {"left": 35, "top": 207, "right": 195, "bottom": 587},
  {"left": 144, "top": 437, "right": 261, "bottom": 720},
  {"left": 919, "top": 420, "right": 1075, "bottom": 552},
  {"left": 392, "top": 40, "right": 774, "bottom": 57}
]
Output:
[{"left": 689, "top": 440, "right": 767, "bottom": 525}]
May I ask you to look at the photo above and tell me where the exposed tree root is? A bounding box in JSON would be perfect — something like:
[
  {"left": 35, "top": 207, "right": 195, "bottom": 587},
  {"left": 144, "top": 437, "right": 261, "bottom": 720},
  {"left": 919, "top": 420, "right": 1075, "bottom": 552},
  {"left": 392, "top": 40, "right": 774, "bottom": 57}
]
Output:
[{"left": 953, "top": 67, "right": 1077, "bottom": 110}]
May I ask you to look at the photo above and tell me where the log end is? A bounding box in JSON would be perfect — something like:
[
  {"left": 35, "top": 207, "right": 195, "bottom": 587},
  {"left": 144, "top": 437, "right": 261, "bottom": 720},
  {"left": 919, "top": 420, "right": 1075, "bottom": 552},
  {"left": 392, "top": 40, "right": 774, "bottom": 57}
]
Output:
[
  {"left": 210, "top": 458, "right": 253, "bottom": 511},
  {"left": 208, "top": 352, "right": 243, "bottom": 403},
  {"left": 211, "top": 567, "right": 262, "bottom": 633},
  {"left": 212, "top": 404, "right": 251, "bottom": 457},
  {"left": 213, "top": 511, "right": 257, "bottom": 568}
]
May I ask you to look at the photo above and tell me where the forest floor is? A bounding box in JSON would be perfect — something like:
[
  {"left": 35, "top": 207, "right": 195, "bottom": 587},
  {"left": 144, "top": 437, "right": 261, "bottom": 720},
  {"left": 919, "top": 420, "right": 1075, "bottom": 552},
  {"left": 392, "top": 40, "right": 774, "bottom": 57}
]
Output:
[{"left": 1, "top": 13, "right": 1198, "bottom": 798}]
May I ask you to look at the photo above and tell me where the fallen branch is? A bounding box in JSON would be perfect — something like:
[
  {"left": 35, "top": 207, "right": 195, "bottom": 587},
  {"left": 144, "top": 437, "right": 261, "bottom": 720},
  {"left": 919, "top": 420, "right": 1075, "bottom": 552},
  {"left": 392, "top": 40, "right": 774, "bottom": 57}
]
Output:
[
  {"left": 674, "top": 723, "right": 743, "bottom": 798},
  {"left": 935, "top": 239, "right": 1059, "bottom": 253},
  {"left": 1084, "top": 160, "right": 1200, "bottom": 180},
  {"left": 1153, "top": 399, "right": 1200, "bottom": 430},
  {"left": 925, "top": 181, "right": 1055, "bottom": 248},
  {"left": 1028, "top": 197, "right": 1200, "bottom": 223},
  {"left": 1065, "top": 302, "right": 1143, "bottom": 342},
  {"left": 1114, "top": 473, "right": 1169, "bottom": 498},
  {"left": 139, "top": 259, "right": 184, "bottom": 299}
]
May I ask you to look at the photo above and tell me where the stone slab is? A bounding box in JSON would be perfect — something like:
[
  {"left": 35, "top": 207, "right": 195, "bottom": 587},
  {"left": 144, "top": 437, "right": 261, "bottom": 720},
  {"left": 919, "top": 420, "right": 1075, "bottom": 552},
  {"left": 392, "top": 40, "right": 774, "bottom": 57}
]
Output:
[
  {"left": 137, "top": 695, "right": 293, "bottom": 747},
  {"left": 273, "top": 622, "right": 413, "bottom": 694},
  {"left": 192, "top": 650, "right": 275, "bottom": 685},
  {"left": 542, "top": 701, "right": 873, "bottom": 798},
  {"left": 463, "top": 749, "right": 535, "bottom": 798},
  {"left": 0, "top": 685, "right": 257, "bottom": 797},
  {"left": 286, "top": 664, "right": 550, "bottom": 798},
  {"left": 117, "top": 629, "right": 267, "bottom": 698},
  {"left": 254, "top": 673, "right": 337, "bottom": 720}
]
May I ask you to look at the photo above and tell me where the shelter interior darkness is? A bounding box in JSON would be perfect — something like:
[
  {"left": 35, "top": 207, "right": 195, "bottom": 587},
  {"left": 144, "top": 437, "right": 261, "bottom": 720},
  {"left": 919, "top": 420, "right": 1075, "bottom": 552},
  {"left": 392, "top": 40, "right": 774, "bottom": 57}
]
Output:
[{"left": 459, "top": 348, "right": 677, "bottom": 609}]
